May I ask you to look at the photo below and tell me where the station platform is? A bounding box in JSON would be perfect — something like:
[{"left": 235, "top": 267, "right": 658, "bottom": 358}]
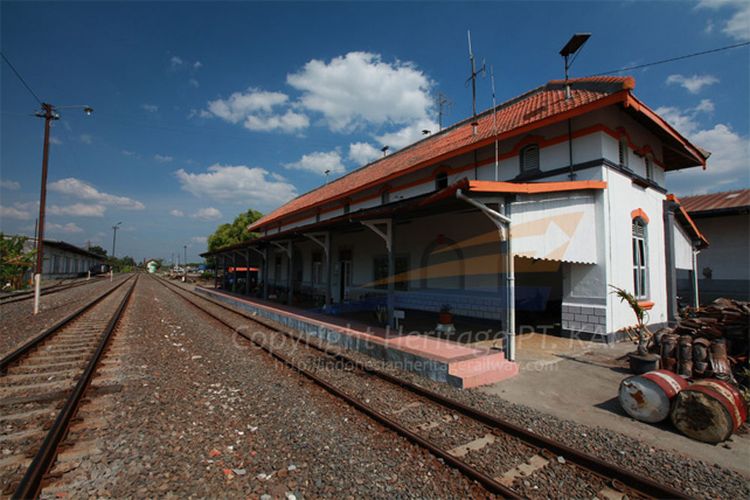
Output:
[{"left": 194, "top": 287, "right": 518, "bottom": 388}]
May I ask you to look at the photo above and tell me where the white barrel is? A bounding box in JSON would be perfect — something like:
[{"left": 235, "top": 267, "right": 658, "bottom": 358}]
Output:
[{"left": 618, "top": 370, "right": 689, "bottom": 423}]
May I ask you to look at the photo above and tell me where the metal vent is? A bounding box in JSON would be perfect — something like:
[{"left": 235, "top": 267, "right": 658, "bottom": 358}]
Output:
[{"left": 520, "top": 144, "right": 540, "bottom": 172}]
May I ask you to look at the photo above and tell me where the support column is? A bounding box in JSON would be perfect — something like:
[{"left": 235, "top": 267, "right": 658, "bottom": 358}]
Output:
[
  {"left": 214, "top": 256, "right": 219, "bottom": 289},
  {"left": 303, "top": 232, "right": 331, "bottom": 309},
  {"left": 692, "top": 249, "right": 700, "bottom": 307},
  {"left": 663, "top": 201, "right": 679, "bottom": 324},
  {"left": 232, "top": 253, "right": 237, "bottom": 293},
  {"left": 245, "top": 249, "right": 251, "bottom": 295},
  {"left": 263, "top": 246, "right": 270, "bottom": 299},
  {"left": 287, "top": 241, "right": 293, "bottom": 305},
  {"left": 361, "top": 219, "right": 393, "bottom": 327},
  {"left": 326, "top": 233, "right": 333, "bottom": 308}
]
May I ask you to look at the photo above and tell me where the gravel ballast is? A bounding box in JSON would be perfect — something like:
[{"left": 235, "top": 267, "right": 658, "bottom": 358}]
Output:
[
  {"left": 42, "top": 276, "right": 487, "bottom": 497},
  {"left": 0, "top": 275, "right": 129, "bottom": 357},
  {"left": 178, "top": 282, "right": 750, "bottom": 499}
]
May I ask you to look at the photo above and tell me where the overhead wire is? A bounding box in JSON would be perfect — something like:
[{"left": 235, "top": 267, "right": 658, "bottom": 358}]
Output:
[
  {"left": 1, "top": 52, "right": 43, "bottom": 105},
  {"left": 593, "top": 41, "right": 750, "bottom": 75}
]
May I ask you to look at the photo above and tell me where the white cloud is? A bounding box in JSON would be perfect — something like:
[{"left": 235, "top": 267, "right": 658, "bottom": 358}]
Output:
[
  {"left": 666, "top": 74, "right": 719, "bottom": 94},
  {"left": 49, "top": 178, "right": 145, "bottom": 210},
  {"left": 287, "top": 51, "right": 434, "bottom": 132},
  {"left": 79, "top": 134, "right": 93, "bottom": 145},
  {"left": 348, "top": 142, "right": 382, "bottom": 165},
  {"left": 175, "top": 164, "right": 298, "bottom": 209},
  {"left": 141, "top": 104, "right": 159, "bottom": 113},
  {"left": 46, "top": 222, "right": 84, "bottom": 234},
  {"left": 154, "top": 154, "right": 174, "bottom": 163},
  {"left": 660, "top": 103, "right": 750, "bottom": 194},
  {"left": 189, "top": 78, "right": 200, "bottom": 88},
  {"left": 205, "top": 89, "right": 289, "bottom": 123},
  {"left": 697, "top": 1, "right": 750, "bottom": 41},
  {"left": 170, "top": 209, "right": 185, "bottom": 217},
  {"left": 48, "top": 203, "right": 106, "bottom": 217},
  {"left": 694, "top": 99, "right": 715, "bottom": 113},
  {"left": 121, "top": 150, "right": 137, "bottom": 157},
  {"left": 243, "top": 110, "right": 309, "bottom": 133},
  {"left": 0, "top": 180, "right": 20, "bottom": 190},
  {"left": 202, "top": 89, "right": 307, "bottom": 134},
  {"left": 191, "top": 236, "right": 207, "bottom": 243},
  {"left": 170, "top": 56, "right": 183, "bottom": 68},
  {"left": 284, "top": 150, "right": 346, "bottom": 175},
  {"left": 0, "top": 204, "right": 32, "bottom": 220},
  {"left": 50, "top": 136, "right": 63, "bottom": 145},
  {"left": 193, "top": 61, "right": 203, "bottom": 70},
  {"left": 191, "top": 207, "right": 223, "bottom": 221},
  {"left": 374, "top": 119, "right": 439, "bottom": 150}
]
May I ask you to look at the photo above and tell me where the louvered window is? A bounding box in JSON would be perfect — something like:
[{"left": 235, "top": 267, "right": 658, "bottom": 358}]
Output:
[
  {"left": 520, "top": 144, "right": 540, "bottom": 173},
  {"left": 381, "top": 190, "right": 390, "bottom": 205},
  {"left": 619, "top": 138, "right": 629, "bottom": 168},
  {"left": 645, "top": 157, "right": 653, "bottom": 181},
  {"left": 632, "top": 219, "right": 648, "bottom": 299}
]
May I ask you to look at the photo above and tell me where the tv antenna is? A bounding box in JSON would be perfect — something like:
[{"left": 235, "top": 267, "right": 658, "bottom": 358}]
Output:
[
  {"left": 435, "top": 92, "right": 451, "bottom": 131},
  {"left": 466, "top": 30, "right": 486, "bottom": 117}
]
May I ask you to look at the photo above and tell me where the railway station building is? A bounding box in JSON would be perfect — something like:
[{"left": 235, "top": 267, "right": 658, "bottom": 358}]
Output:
[{"left": 202, "top": 76, "right": 708, "bottom": 385}]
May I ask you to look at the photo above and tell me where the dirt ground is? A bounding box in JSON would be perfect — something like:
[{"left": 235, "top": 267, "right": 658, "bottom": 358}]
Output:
[{"left": 477, "top": 333, "right": 750, "bottom": 477}]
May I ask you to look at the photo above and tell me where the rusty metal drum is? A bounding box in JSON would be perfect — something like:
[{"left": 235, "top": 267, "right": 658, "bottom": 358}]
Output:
[
  {"left": 671, "top": 379, "right": 748, "bottom": 443},
  {"left": 618, "top": 370, "right": 688, "bottom": 423}
]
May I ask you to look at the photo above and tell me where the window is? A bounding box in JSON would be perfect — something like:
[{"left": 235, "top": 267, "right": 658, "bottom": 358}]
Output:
[
  {"left": 645, "top": 156, "right": 653, "bottom": 181},
  {"left": 435, "top": 171, "right": 448, "bottom": 190},
  {"left": 311, "top": 251, "right": 323, "bottom": 285},
  {"left": 520, "top": 144, "right": 540, "bottom": 173},
  {"left": 315, "top": 210, "right": 321, "bottom": 223},
  {"left": 619, "top": 138, "right": 629, "bottom": 168},
  {"left": 343, "top": 201, "right": 350, "bottom": 215},
  {"left": 373, "top": 255, "right": 409, "bottom": 291},
  {"left": 632, "top": 219, "right": 648, "bottom": 299},
  {"left": 381, "top": 190, "right": 390, "bottom": 205}
]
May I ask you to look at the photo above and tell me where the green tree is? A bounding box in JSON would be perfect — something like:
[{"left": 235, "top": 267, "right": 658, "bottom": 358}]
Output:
[
  {"left": 0, "top": 234, "right": 36, "bottom": 290},
  {"left": 88, "top": 245, "right": 107, "bottom": 257},
  {"left": 207, "top": 208, "right": 263, "bottom": 252}
]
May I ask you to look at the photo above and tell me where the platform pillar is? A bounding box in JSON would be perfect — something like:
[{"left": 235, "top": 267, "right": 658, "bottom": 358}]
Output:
[
  {"left": 245, "top": 249, "right": 251, "bottom": 295},
  {"left": 263, "top": 246, "right": 269, "bottom": 299},
  {"left": 287, "top": 241, "right": 293, "bottom": 305}
]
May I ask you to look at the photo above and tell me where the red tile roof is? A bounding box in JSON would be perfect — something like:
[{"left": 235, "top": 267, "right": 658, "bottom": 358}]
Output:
[
  {"left": 249, "top": 76, "right": 702, "bottom": 232},
  {"left": 679, "top": 189, "right": 750, "bottom": 214}
]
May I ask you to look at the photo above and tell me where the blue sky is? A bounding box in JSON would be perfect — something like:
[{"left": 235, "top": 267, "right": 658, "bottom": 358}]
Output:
[{"left": 1, "top": 1, "right": 748, "bottom": 263}]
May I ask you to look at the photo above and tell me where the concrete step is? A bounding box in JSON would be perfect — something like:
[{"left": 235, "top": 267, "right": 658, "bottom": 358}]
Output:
[{"left": 448, "top": 351, "right": 518, "bottom": 388}]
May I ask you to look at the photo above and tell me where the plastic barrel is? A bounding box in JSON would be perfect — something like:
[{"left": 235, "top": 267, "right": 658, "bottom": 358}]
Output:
[
  {"left": 618, "top": 370, "right": 688, "bottom": 423},
  {"left": 671, "top": 379, "right": 748, "bottom": 444}
]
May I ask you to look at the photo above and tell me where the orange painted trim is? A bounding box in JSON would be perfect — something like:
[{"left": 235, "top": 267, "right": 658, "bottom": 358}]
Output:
[
  {"left": 249, "top": 92, "right": 631, "bottom": 232},
  {"left": 638, "top": 300, "right": 655, "bottom": 310},
  {"left": 667, "top": 194, "right": 709, "bottom": 247},
  {"left": 624, "top": 94, "right": 707, "bottom": 169},
  {"left": 469, "top": 180, "right": 607, "bottom": 194},
  {"left": 261, "top": 123, "right": 625, "bottom": 231},
  {"left": 630, "top": 208, "right": 650, "bottom": 224}
]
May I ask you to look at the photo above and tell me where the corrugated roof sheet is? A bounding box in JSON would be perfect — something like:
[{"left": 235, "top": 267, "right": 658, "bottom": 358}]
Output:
[{"left": 680, "top": 189, "right": 750, "bottom": 214}]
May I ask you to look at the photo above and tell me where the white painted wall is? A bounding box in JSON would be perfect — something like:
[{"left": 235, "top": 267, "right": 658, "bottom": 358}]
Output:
[
  {"left": 694, "top": 214, "right": 750, "bottom": 280},
  {"left": 603, "top": 168, "right": 668, "bottom": 330}
]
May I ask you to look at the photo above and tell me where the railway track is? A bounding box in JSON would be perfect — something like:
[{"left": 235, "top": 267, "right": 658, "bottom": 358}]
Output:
[
  {"left": 0, "top": 274, "right": 137, "bottom": 498},
  {"left": 154, "top": 276, "right": 687, "bottom": 499},
  {"left": 0, "top": 277, "right": 107, "bottom": 306}
]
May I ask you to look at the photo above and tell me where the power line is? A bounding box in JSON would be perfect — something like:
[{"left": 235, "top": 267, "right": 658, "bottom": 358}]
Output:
[
  {"left": 1, "top": 52, "right": 43, "bottom": 105},
  {"left": 595, "top": 41, "right": 750, "bottom": 76}
]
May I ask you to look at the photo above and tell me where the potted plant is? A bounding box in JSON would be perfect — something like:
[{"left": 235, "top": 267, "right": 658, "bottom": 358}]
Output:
[
  {"left": 610, "top": 285, "right": 660, "bottom": 374},
  {"left": 438, "top": 304, "right": 453, "bottom": 325}
]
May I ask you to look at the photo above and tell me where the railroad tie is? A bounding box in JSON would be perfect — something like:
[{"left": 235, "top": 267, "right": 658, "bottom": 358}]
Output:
[
  {"left": 447, "top": 433, "right": 496, "bottom": 458},
  {"left": 496, "top": 454, "right": 549, "bottom": 487}
]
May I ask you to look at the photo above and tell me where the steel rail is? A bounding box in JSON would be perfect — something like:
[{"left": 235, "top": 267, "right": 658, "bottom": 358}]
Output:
[
  {"left": 12, "top": 275, "right": 138, "bottom": 499},
  {"left": 165, "top": 279, "right": 689, "bottom": 500},
  {"left": 0, "top": 275, "right": 135, "bottom": 374},
  {"left": 152, "top": 276, "right": 520, "bottom": 498},
  {"left": 0, "top": 277, "right": 101, "bottom": 306}
]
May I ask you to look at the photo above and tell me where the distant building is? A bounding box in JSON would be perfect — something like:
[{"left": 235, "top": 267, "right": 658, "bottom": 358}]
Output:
[
  {"left": 22, "top": 239, "right": 107, "bottom": 280},
  {"left": 680, "top": 189, "right": 750, "bottom": 302}
]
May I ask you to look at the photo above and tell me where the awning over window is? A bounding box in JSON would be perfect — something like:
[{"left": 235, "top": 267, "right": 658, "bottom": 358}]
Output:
[{"left": 510, "top": 192, "right": 599, "bottom": 264}]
